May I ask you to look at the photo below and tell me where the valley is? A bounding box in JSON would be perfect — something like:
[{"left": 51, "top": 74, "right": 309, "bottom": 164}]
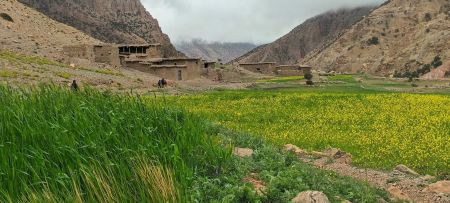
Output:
[{"left": 1, "top": 0, "right": 449, "bottom": 202}]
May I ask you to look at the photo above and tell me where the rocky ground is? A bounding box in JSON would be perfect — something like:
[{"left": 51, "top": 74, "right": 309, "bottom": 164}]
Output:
[
  {"left": 283, "top": 144, "right": 450, "bottom": 203},
  {"left": 0, "top": 0, "right": 99, "bottom": 60},
  {"left": 304, "top": 0, "right": 450, "bottom": 77}
]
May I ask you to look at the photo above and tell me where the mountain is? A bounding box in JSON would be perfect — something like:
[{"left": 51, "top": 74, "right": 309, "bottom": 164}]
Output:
[
  {"left": 18, "top": 0, "right": 181, "bottom": 57},
  {"left": 0, "top": 0, "right": 100, "bottom": 60},
  {"left": 303, "top": 0, "right": 450, "bottom": 76},
  {"left": 234, "top": 7, "right": 374, "bottom": 65},
  {"left": 175, "top": 40, "right": 257, "bottom": 63}
]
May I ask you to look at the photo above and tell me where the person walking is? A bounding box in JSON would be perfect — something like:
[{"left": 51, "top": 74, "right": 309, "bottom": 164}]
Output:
[{"left": 70, "top": 80, "right": 79, "bottom": 91}]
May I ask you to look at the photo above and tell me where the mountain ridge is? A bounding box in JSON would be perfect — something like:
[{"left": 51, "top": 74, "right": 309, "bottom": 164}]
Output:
[
  {"left": 233, "top": 6, "right": 375, "bottom": 65},
  {"left": 303, "top": 0, "right": 450, "bottom": 76}
]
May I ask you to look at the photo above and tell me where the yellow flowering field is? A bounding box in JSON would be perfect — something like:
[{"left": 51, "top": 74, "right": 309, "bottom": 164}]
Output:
[{"left": 170, "top": 90, "right": 450, "bottom": 175}]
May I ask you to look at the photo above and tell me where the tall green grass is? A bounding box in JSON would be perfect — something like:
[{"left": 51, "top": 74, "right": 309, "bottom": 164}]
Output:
[{"left": 0, "top": 85, "right": 230, "bottom": 202}]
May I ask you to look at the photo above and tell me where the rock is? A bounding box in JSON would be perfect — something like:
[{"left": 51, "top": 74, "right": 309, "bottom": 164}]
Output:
[
  {"left": 341, "top": 200, "right": 352, "bottom": 203},
  {"left": 283, "top": 144, "right": 306, "bottom": 156},
  {"left": 292, "top": 191, "right": 330, "bottom": 203},
  {"left": 426, "top": 181, "right": 450, "bottom": 194},
  {"left": 311, "top": 151, "right": 328, "bottom": 158},
  {"left": 387, "top": 186, "right": 412, "bottom": 202},
  {"left": 420, "top": 175, "right": 435, "bottom": 182},
  {"left": 394, "top": 164, "right": 419, "bottom": 176},
  {"left": 324, "top": 148, "right": 352, "bottom": 164},
  {"left": 233, "top": 147, "right": 253, "bottom": 158}
]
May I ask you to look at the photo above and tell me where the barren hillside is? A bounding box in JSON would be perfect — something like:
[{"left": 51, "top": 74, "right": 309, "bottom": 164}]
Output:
[
  {"left": 234, "top": 7, "right": 374, "bottom": 65},
  {"left": 176, "top": 40, "right": 257, "bottom": 63},
  {"left": 303, "top": 0, "right": 450, "bottom": 76},
  {"left": 18, "top": 0, "right": 182, "bottom": 57},
  {"left": 0, "top": 0, "right": 99, "bottom": 60}
]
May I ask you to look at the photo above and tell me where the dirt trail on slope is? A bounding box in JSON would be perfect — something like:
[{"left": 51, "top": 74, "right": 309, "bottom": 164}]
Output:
[{"left": 284, "top": 145, "right": 450, "bottom": 203}]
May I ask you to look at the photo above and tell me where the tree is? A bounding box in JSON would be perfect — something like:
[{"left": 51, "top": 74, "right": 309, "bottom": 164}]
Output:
[
  {"left": 304, "top": 73, "right": 314, "bottom": 85},
  {"left": 367, "top": 37, "right": 379, "bottom": 45}
]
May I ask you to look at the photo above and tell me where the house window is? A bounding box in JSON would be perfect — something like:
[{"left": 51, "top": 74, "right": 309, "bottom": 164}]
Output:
[{"left": 177, "top": 70, "right": 182, "bottom": 81}]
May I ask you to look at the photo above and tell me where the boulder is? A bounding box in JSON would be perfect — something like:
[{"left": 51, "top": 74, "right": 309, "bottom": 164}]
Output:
[
  {"left": 394, "top": 164, "right": 419, "bottom": 176},
  {"left": 426, "top": 181, "right": 450, "bottom": 194},
  {"left": 233, "top": 147, "right": 253, "bottom": 158},
  {"left": 292, "top": 191, "right": 330, "bottom": 203},
  {"left": 387, "top": 186, "right": 412, "bottom": 202},
  {"left": 324, "top": 148, "right": 352, "bottom": 164},
  {"left": 283, "top": 144, "right": 306, "bottom": 156}
]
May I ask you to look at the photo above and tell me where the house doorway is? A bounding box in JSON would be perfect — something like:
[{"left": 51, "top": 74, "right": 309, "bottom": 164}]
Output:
[{"left": 177, "top": 70, "right": 182, "bottom": 81}]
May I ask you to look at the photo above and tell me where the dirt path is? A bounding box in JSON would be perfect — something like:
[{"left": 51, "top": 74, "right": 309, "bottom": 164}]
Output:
[{"left": 284, "top": 145, "right": 450, "bottom": 203}]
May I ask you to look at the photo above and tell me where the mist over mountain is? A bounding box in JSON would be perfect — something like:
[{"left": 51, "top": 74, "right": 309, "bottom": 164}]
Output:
[
  {"left": 175, "top": 39, "right": 258, "bottom": 63},
  {"left": 234, "top": 6, "right": 374, "bottom": 65}
]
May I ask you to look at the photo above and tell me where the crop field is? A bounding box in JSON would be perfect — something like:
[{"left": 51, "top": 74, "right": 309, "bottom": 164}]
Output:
[
  {"left": 0, "top": 86, "right": 232, "bottom": 202},
  {"left": 0, "top": 85, "right": 391, "bottom": 202},
  {"left": 171, "top": 89, "right": 450, "bottom": 176}
]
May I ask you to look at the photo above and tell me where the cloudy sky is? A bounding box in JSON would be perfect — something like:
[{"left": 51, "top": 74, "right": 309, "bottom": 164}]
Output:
[{"left": 142, "top": 0, "right": 385, "bottom": 44}]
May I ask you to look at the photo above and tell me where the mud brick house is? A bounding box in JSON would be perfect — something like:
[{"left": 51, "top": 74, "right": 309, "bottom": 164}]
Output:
[
  {"left": 63, "top": 43, "right": 205, "bottom": 81},
  {"left": 239, "top": 62, "right": 277, "bottom": 74},
  {"left": 275, "top": 65, "right": 312, "bottom": 76}
]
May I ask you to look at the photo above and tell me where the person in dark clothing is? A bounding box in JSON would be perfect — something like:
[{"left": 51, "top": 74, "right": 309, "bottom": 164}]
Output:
[
  {"left": 70, "top": 80, "right": 79, "bottom": 91},
  {"left": 161, "top": 78, "right": 167, "bottom": 87}
]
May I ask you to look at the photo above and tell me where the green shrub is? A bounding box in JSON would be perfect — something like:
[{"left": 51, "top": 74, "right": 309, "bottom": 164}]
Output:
[
  {"left": 424, "top": 13, "right": 432, "bottom": 22},
  {"left": 0, "top": 13, "right": 13, "bottom": 22},
  {"left": 431, "top": 56, "right": 443, "bottom": 68},
  {"left": 367, "top": 36, "right": 380, "bottom": 45}
]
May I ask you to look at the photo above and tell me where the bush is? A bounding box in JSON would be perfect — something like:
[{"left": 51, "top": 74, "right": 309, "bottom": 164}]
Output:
[
  {"left": 432, "top": 56, "right": 443, "bottom": 68},
  {"left": 367, "top": 36, "right": 380, "bottom": 45},
  {"left": 0, "top": 13, "right": 13, "bottom": 22},
  {"left": 424, "top": 13, "right": 432, "bottom": 22},
  {"left": 304, "top": 73, "right": 313, "bottom": 81}
]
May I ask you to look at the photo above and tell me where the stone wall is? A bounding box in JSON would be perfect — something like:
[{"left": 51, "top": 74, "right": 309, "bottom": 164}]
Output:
[
  {"left": 62, "top": 45, "right": 94, "bottom": 61},
  {"left": 240, "top": 63, "right": 276, "bottom": 74},
  {"left": 275, "top": 66, "right": 312, "bottom": 76},
  {"left": 93, "top": 45, "right": 120, "bottom": 67}
]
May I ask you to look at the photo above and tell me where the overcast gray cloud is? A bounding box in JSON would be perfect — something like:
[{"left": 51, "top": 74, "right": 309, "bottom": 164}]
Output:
[{"left": 142, "top": 0, "right": 385, "bottom": 44}]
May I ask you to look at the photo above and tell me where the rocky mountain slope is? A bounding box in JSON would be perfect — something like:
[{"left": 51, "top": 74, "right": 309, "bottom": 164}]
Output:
[
  {"left": 0, "top": 0, "right": 100, "bottom": 60},
  {"left": 303, "top": 0, "right": 450, "bottom": 76},
  {"left": 234, "top": 7, "right": 374, "bottom": 65},
  {"left": 18, "top": 0, "right": 181, "bottom": 57},
  {"left": 175, "top": 39, "right": 257, "bottom": 63}
]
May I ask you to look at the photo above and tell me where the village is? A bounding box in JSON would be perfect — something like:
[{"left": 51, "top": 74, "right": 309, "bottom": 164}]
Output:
[{"left": 62, "top": 43, "right": 312, "bottom": 83}]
